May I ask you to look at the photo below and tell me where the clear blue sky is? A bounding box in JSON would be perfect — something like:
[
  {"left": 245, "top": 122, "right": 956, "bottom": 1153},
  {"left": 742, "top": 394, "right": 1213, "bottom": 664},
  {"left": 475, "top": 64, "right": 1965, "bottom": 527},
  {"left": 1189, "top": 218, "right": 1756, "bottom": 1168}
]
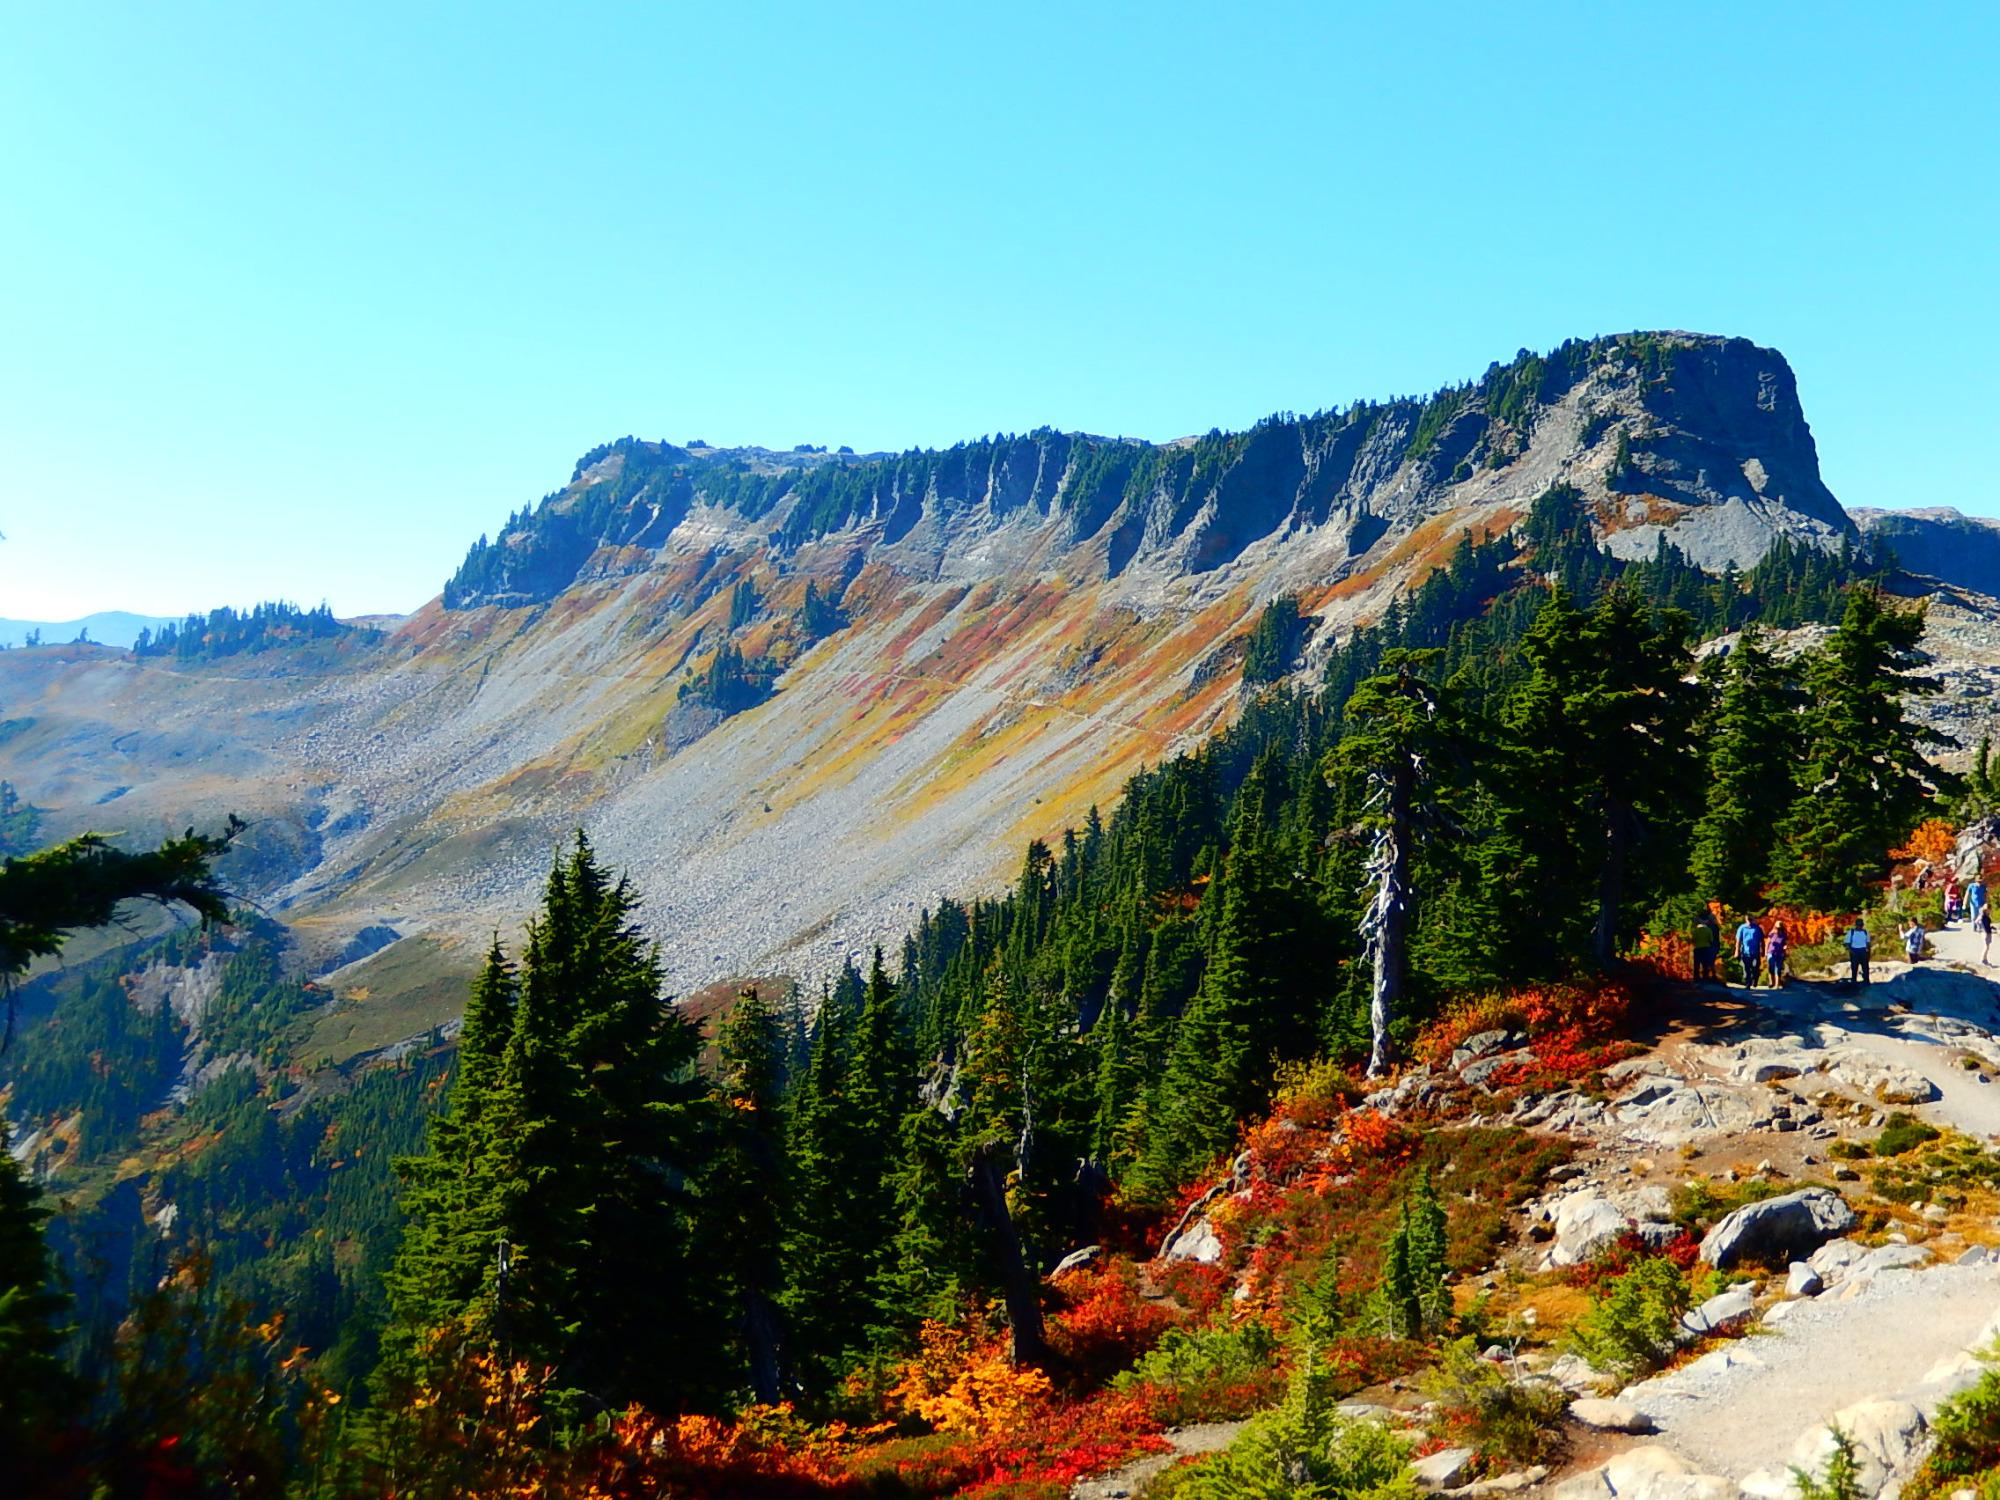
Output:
[{"left": 3, "top": 2, "right": 1995, "bottom": 620}]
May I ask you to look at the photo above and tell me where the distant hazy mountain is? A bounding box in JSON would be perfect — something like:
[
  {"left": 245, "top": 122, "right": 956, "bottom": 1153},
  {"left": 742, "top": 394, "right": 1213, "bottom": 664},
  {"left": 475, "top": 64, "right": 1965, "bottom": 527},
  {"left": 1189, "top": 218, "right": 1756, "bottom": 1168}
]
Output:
[{"left": 0, "top": 610, "right": 177, "bottom": 649}]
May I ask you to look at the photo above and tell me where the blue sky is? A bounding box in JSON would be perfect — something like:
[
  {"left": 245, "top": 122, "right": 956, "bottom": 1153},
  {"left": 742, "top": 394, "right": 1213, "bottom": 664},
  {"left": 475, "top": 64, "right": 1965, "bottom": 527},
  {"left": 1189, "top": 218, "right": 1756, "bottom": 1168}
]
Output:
[{"left": 2, "top": 2, "right": 1995, "bottom": 620}]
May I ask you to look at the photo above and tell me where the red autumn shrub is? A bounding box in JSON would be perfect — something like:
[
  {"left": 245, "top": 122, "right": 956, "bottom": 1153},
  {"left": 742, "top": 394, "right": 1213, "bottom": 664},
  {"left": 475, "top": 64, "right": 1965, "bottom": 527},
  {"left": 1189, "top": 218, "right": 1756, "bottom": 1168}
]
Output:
[
  {"left": 1564, "top": 1230, "right": 1700, "bottom": 1291},
  {"left": 851, "top": 1386, "right": 1168, "bottom": 1500},
  {"left": 1416, "top": 979, "right": 1638, "bottom": 1067},
  {"left": 1047, "top": 1262, "right": 1178, "bottom": 1385},
  {"left": 1154, "top": 1259, "right": 1233, "bottom": 1319}
]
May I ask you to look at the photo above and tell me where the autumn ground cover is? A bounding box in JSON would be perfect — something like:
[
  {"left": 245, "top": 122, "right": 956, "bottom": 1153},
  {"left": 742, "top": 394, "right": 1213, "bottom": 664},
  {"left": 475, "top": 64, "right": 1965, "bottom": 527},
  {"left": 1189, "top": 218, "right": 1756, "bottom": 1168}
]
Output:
[{"left": 265, "top": 979, "right": 1644, "bottom": 1499}]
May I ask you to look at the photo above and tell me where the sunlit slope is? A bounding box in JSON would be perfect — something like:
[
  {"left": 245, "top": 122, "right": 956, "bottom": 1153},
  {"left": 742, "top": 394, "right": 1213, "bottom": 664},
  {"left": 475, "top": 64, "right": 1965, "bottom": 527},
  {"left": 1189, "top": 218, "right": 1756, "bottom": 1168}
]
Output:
[{"left": 0, "top": 332, "right": 1858, "bottom": 1046}]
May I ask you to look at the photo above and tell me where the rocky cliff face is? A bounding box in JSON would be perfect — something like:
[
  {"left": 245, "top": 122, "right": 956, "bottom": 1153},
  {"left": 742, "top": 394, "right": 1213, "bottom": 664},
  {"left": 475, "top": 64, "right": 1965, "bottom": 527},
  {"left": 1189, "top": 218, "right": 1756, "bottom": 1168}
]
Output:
[
  {"left": 0, "top": 331, "right": 1868, "bottom": 1048},
  {"left": 1851, "top": 508, "right": 2000, "bottom": 597},
  {"left": 447, "top": 332, "right": 1853, "bottom": 613}
]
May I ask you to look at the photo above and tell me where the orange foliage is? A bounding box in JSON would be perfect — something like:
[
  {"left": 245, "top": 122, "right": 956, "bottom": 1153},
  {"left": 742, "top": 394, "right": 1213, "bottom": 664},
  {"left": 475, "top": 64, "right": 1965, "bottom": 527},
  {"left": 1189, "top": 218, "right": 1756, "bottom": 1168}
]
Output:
[
  {"left": 888, "top": 1321, "right": 1053, "bottom": 1436},
  {"left": 371, "top": 1346, "right": 870, "bottom": 1499},
  {"left": 1340, "top": 1107, "right": 1417, "bottom": 1166},
  {"left": 1894, "top": 817, "right": 1958, "bottom": 869}
]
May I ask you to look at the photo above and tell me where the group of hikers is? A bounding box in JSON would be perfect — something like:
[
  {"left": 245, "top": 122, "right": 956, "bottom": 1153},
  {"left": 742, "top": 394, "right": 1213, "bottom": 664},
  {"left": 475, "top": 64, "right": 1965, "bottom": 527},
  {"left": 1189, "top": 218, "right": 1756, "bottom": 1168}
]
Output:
[{"left": 1689, "top": 873, "right": 1995, "bottom": 989}]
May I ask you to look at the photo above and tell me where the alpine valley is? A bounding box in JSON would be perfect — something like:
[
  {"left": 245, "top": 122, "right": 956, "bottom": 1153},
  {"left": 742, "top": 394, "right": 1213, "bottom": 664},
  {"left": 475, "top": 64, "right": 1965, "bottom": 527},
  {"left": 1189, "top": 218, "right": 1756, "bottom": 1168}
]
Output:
[{"left": 15, "top": 329, "right": 2000, "bottom": 1496}]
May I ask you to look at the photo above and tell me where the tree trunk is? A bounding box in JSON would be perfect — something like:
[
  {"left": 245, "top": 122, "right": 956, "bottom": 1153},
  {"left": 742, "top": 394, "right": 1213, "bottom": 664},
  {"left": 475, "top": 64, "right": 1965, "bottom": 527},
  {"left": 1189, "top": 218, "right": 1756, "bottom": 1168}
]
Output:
[
  {"left": 969, "top": 1144, "right": 1052, "bottom": 1368},
  {"left": 742, "top": 1289, "right": 784, "bottom": 1406},
  {"left": 1595, "top": 803, "right": 1629, "bottom": 970},
  {"left": 1365, "top": 761, "right": 1415, "bottom": 1079}
]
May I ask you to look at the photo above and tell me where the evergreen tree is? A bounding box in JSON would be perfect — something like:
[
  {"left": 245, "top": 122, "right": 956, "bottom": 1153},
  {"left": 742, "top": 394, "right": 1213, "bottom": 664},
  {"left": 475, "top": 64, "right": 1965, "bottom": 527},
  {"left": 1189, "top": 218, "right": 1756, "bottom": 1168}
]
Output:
[
  {"left": 1406, "top": 1166, "right": 1450, "bottom": 1332},
  {"left": 1330, "top": 649, "right": 1462, "bottom": 1075},
  {"left": 381, "top": 942, "right": 518, "bottom": 1378},
  {"left": 711, "top": 987, "right": 791, "bottom": 1403},
  {"left": 1134, "top": 820, "right": 1310, "bottom": 1193},
  {"left": 1689, "top": 627, "right": 1799, "bottom": 910},
  {"left": 1087, "top": 965, "right": 1142, "bottom": 1169},
  {"left": 380, "top": 837, "right": 714, "bottom": 1417},
  {"left": 1485, "top": 589, "right": 1701, "bottom": 973},
  {"left": 1774, "top": 590, "right": 1950, "bottom": 911},
  {"left": 1374, "top": 1212, "right": 1420, "bottom": 1339},
  {"left": 779, "top": 984, "right": 872, "bottom": 1386},
  {"left": 0, "top": 1132, "right": 79, "bottom": 1472}
]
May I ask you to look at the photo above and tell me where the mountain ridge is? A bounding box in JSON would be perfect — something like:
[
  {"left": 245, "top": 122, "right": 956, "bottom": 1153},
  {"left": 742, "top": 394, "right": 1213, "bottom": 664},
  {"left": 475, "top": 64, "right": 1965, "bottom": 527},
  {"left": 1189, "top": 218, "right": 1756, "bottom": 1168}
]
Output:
[
  {"left": 441, "top": 330, "right": 1852, "bottom": 612},
  {"left": 0, "top": 330, "right": 1894, "bottom": 1046}
]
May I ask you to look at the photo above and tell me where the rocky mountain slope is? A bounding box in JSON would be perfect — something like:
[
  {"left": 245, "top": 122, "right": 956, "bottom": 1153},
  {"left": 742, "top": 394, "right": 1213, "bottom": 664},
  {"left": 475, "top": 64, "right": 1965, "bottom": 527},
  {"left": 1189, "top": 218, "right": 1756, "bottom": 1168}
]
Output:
[
  {"left": 0, "top": 332, "right": 1886, "bottom": 1049},
  {"left": 1852, "top": 507, "right": 2000, "bottom": 598}
]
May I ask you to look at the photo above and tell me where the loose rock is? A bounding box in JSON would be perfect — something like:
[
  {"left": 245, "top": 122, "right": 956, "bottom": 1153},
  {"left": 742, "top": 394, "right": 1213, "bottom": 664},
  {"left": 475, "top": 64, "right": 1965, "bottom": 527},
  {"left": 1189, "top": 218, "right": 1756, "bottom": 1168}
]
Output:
[
  {"left": 1413, "top": 1446, "right": 1478, "bottom": 1490},
  {"left": 1571, "top": 1397, "right": 1654, "bottom": 1433}
]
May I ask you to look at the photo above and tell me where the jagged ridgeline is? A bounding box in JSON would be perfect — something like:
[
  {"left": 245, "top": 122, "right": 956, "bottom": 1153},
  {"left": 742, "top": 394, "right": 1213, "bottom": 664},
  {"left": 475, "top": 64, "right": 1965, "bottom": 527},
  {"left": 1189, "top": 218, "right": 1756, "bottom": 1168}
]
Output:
[{"left": 442, "top": 331, "right": 1851, "bottom": 608}]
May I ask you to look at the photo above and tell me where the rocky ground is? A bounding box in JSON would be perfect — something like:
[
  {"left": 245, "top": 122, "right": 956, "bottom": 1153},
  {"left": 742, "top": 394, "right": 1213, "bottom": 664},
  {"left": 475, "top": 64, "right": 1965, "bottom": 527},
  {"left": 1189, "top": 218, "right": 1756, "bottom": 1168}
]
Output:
[{"left": 1082, "top": 919, "right": 2000, "bottom": 1499}]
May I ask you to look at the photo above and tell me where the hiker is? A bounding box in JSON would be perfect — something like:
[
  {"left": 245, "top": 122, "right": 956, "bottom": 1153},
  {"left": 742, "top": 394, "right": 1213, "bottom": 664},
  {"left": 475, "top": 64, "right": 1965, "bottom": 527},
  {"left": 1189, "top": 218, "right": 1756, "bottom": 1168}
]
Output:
[
  {"left": 1971, "top": 877, "right": 1990, "bottom": 928},
  {"left": 1734, "top": 914, "right": 1764, "bottom": 988},
  {"left": 1982, "top": 904, "right": 1995, "bottom": 966},
  {"left": 1691, "top": 912, "right": 1720, "bottom": 982},
  {"left": 1846, "top": 917, "right": 1872, "bottom": 984},
  {"left": 1904, "top": 919, "right": 1928, "bottom": 965},
  {"left": 1766, "top": 919, "right": 1789, "bottom": 988},
  {"left": 1946, "top": 877, "right": 1963, "bottom": 923}
]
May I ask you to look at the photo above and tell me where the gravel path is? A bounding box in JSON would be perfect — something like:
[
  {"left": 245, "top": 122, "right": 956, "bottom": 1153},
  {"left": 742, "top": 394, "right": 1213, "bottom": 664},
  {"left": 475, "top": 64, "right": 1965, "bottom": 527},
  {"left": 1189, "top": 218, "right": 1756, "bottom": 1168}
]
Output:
[{"left": 1625, "top": 1262, "right": 2000, "bottom": 1480}]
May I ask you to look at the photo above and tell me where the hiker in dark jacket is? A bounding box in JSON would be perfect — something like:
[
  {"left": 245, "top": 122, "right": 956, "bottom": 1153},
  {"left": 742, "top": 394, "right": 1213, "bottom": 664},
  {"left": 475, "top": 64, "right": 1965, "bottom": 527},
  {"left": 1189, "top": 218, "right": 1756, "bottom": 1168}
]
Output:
[{"left": 1846, "top": 918, "right": 1872, "bottom": 984}]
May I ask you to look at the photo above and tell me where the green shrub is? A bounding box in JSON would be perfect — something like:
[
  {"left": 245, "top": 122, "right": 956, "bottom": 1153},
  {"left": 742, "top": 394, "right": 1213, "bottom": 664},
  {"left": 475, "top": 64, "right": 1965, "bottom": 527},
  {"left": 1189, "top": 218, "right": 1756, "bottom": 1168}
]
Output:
[
  {"left": 1872, "top": 1132, "right": 2000, "bottom": 1210},
  {"left": 1875, "top": 1113, "right": 1941, "bottom": 1157},
  {"left": 1567, "top": 1257, "right": 1691, "bottom": 1378},
  {"left": 1793, "top": 1427, "right": 1865, "bottom": 1500},
  {"left": 1828, "top": 1139, "right": 1872, "bottom": 1161},
  {"left": 1153, "top": 1331, "right": 1418, "bottom": 1500},
  {"left": 1909, "top": 1342, "right": 2000, "bottom": 1498},
  {"left": 1420, "top": 1337, "right": 1569, "bottom": 1465},
  {"left": 1115, "top": 1320, "right": 1281, "bottom": 1420},
  {"left": 1671, "top": 1174, "right": 1783, "bottom": 1232}
]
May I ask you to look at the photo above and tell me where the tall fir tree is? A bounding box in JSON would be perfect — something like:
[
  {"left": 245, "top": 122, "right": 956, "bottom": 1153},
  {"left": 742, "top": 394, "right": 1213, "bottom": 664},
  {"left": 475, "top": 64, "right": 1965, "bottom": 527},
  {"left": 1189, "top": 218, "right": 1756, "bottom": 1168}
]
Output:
[
  {"left": 1774, "top": 589, "right": 1950, "bottom": 911},
  {"left": 380, "top": 837, "right": 715, "bottom": 1417},
  {"left": 1688, "top": 627, "right": 1799, "bottom": 910},
  {"left": 381, "top": 940, "right": 519, "bottom": 1380},
  {"left": 1483, "top": 588, "right": 1701, "bottom": 973},
  {"left": 779, "top": 977, "right": 881, "bottom": 1386},
  {"left": 711, "top": 987, "right": 791, "bottom": 1404}
]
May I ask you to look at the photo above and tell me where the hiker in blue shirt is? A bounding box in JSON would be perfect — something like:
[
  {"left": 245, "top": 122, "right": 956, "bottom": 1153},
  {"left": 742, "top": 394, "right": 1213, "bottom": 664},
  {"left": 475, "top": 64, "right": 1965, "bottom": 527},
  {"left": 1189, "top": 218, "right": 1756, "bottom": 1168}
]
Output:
[
  {"left": 1734, "top": 917, "right": 1764, "bottom": 988},
  {"left": 1970, "top": 878, "right": 1989, "bottom": 928}
]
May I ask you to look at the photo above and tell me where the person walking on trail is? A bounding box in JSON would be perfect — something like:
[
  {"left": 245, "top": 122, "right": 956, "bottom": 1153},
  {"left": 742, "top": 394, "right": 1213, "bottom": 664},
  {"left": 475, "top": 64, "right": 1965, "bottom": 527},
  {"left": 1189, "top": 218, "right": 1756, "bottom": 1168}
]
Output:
[
  {"left": 1904, "top": 919, "right": 1928, "bottom": 965},
  {"left": 1735, "top": 915, "right": 1765, "bottom": 989},
  {"left": 1692, "top": 913, "right": 1720, "bottom": 983},
  {"left": 1846, "top": 917, "right": 1872, "bottom": 984},
  {"left": 1946, "top": 877, "right": 1963, "bottom": 923},
  {"left": 1981, "top": 905, "right": 1995, "bottom": 966},
  {"left": 1971, "top": 877, "right": 1990, "bottom": 928},
  {"left": 1766, "top": 919, "right": 1789, "bottom": 988}
]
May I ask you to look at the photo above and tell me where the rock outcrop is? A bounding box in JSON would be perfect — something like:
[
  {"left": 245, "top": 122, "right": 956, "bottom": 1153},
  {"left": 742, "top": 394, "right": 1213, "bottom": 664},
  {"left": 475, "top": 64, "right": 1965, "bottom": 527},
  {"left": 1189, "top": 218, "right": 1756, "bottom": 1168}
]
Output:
[{"left": 1699, "top": 1188, "right": 1857, "bottom": 1269}]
